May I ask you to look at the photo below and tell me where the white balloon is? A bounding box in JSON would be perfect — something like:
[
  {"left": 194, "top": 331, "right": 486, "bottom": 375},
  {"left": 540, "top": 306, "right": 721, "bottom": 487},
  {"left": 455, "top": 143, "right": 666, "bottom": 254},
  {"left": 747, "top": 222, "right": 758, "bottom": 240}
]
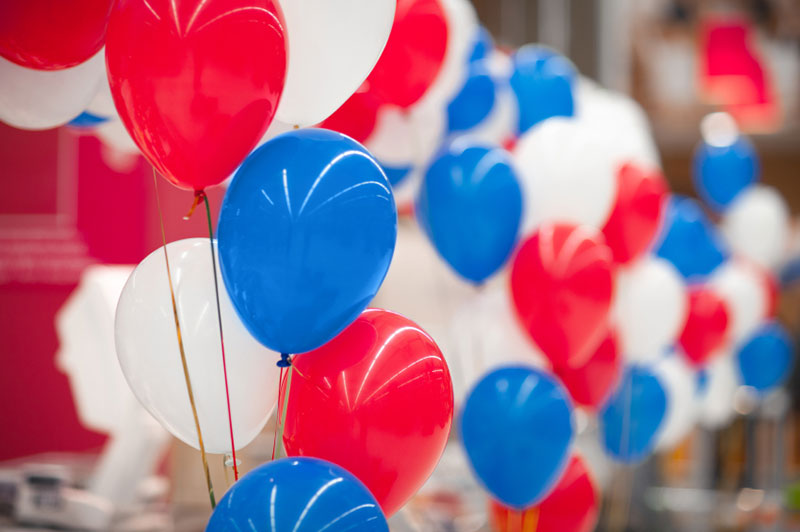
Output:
[
  {"left": 721, "top": 185, "right": 790, "bottom": 270},
  {"left": 275, "top": 0, "right": 394, "bottom": 126},
  {"left": 115, "top": 238, "right": 280, "bottom": 454},
  {"left": 93, "top": 119, "right": 141, "bottom": 173},
  {"left": 86, "top": 54, "right": 117, "bottom": 119},
  {"left": 699, "top": 353, "right": 738, "bottom": 429},
  {"left": 615, "top": 256, "right": 688, "bottom": 361},
  {"left": 654, "top": 352, "right": 698, "bottom": 450},
  {"left": 708, "top": 260, "right": 768, "bottom": 344},
  {"left": 0, "top": 50, "right": 105, "bottom": 130}
]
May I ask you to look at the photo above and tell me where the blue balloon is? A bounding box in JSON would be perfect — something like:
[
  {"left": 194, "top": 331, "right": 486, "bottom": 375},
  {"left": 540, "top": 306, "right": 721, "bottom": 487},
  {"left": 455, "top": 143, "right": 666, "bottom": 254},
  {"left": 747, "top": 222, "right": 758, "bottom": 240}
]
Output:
[
  {"left": 693, "top": 136, "right": 759, "bottom": 212},
  {"left": 207, "top": 457, "right": 388, "bottom": 532},
  {"left": 509, "top": 45, "right": 575, "bottom": 135},
  {"left": 468, "top": 25, "right": 493, "bottom": 63},
  {"left": 460, "top": 366, "right": 574, "bottom": 509},
  {"left": 599, "top": 365, "right": 668, "bottom": 464},
  {"left": 380, "top": 163, "right": 412, "bottom": 187},
  {"left": 218, "top": 129, "right": 397, "bottom": 355},
  {"left": 68, "top": 111, "right": 109, "bottom": 129},
  {"left": 446, "top": 61, "right": 497, "bottom": 134},
  {"left": 416, "top": 139, "right": 523, "bottom": 284},
  {"left": 737, "top": 321, "right": 795, "bottom": 394},
  {"left": 654, "top": 195, "right": 729, "bottom": 280}
]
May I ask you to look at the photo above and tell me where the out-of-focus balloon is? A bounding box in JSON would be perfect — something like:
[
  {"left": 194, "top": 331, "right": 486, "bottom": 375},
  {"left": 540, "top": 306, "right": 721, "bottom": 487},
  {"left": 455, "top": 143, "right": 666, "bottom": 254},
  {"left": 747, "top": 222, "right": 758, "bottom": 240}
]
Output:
[
  {"left": 115, "top": 239, "right": 280, "bottom": 454},
  {"left": 0, "top": 51, "right": 104, "bottom": 130},
  {"left": 94, "top": 119, "right": 142, "bottom": 172},
  {"left": 721, "top": 185, "right": 790, "bottom": 270},
  {"left": 599, "top": 364, "right": 668, "bottom": 463},
  {"left": 678, "top": 286, "right": 730, "bottom": 368},
  {"left": 218, "top": 129, "right": 397, "bottom": 355},
  {"left": 468, "top": 25, "right": 493, "bottom": 63},
  {"left": 275, "top": 0, "right": 394, "bottom": 126},
  {"left": 488, "top": 455, "right": 599, "bottom": 532},
  {"left": 446, "top": 60, "right": 496, "bottom": 133},
  {"left": 554, "top": 329, "right": 621, "bottom": 410},
  {"left": 68, "top": 111, "right": 109, "bottom": 129},
  {"left": 461, "top": 366, "right": 574, "bottom": 509},
  {"left": 614, "top": 255, "right": 687, "bottom": 361},
  {"left": 654, "top": 196, "right": 729, "bottom": 280},
  {"left": 654, "top": 352, "right": 698, "bottom": 450},
  {"left": 366, "top": 0, "right": 448, "bottom": 109},
  {"left": 699, "top": 353, "right": 738, "bottom": 429},
  {"left": 416, "top": 139, "right": 523, "bottom": 284},
  {"left": 282, "top": 309, "right": 453, "bottom": 517},
  {"left": 693, "top": 113, "right": 759, "bottom": 212},
  {"left": 510, "top": 45, "right": 575, "bottom": 135},
  {"left": 511, "top": 223, "right": 615, "bottom": 369},
  {"left": 319, "top": 85, "right": 381, "bottom": 143},
  {"left": 0, "top": 0, "right": 113, "bottom": 70},
  {"left": 106, "top": 0, "right": 287, "bottom": 190},
  {"left": 736, "top": 322, "right": 795, "bottom": 394},
  {"left": 601, "top": 162, "right": 668, "bottom": 264},
  {"left": 708, "top": 259, "right": 769, "bottom": 344},
  {"left": 513, "top": 117, "right": 619, "bottom": 232},
  {"left": 206, "top": 457, "right": 389, "bottom": 532}
]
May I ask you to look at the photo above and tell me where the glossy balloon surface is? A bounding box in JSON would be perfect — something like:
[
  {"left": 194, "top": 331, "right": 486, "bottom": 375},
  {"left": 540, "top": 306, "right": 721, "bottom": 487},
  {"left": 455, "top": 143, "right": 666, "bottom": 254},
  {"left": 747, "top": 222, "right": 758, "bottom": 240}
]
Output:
[
  {"left": 599, "top": 365, "right": 667, "bottom": 463},
  {"left": 693, "top": 136, "right": 759, "bottom": 212},
  {"left": 282, "top": 309, "right": 453, "bottom": 517},
  {"left": 106, "top": 0, "right": 287, "bottom": 190},
  {"left": 0, "top": 0, "right": 113, "bottom": 70},
  {"left": 678, "top": 287, "right": 730, "bottom": 368},
  {"left": 218, "top": 130, "right": 397, "bottom": 355},
  {"left": 737, "top": 322, "right": 794, "bottom": 394},
  {"left": 447, "top": 61, "right": 496, "bottom": 133},
  {"left": 489, "top": 455, "right": 599, "bottom": 532},
  {"left": 206, "top": 457, "right": 388, "bottom": 532},
  {"left": 461, "top": 366, "right": 574, "bottom": 509},
  {"left": 511, "top": 223, "right": 615, "bottom": 369},
  {"left": 554, "top": 329, "right": 621, "bottom": 410},
  {"left": 510, "top": 45, "right": 575, "bottom": 135},
  {"left": 416, "top": 139, "right": 523, "bottom": 284}
]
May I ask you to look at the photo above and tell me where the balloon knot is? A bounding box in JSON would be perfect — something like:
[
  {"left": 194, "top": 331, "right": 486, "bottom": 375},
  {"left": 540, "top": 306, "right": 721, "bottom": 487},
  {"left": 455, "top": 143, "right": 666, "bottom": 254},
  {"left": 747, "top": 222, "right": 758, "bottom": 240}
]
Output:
[
  {"left": 277, "top": 353, "right": 292, "bottom": 368},
  {"left": 183, "top": 189, "right": 206, "bottom": 220}
]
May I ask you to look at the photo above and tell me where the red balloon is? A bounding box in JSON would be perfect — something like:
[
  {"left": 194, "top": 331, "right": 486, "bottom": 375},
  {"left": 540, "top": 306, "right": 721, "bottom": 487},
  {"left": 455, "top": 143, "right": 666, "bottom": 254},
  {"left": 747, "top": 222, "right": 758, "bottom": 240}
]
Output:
[
  {"left": 106, "top": 0, "right": 287, "bottom": 191},
  {"left": 602, "top": 162, "right": 669, "bottom": 264},
  {"left": 366, "top": 0, "right": 448, "bottom": 109},
  {"left": 489, "top": 455, "right": 600, "bottom": 532},
  {"left": 281, "top": 308, "right": 454, "bottom": 517},
  {"left": 554, "top": 329, "right": 621, "bottom": 410},
  {"left": 678, "top": 286, "right": 730, "bottom": 367},
  {"left": 0, "top": 1, "right": 113, "bottom": 70},
  {"left": 510, "top": 223, "right": 615, "bottom": 369},
  {"left": 318, "top": 83, "right": 381, "bottom": 143}
]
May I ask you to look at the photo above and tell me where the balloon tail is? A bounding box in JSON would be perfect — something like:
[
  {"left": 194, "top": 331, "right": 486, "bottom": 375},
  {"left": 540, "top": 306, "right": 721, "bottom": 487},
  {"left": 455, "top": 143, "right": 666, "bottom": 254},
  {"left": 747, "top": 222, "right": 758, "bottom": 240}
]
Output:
[
  {"left": 152, "top": 170, "right": 216, "bottom": 509},
  {"left": 201, "top": 192, "right": 239, "bottom": 481},
  {"left": 274, "top": 356, "right": 294, "bottom": 460},
  {"left": 183, "top": 191, "right": 204, "bottom": 220}
]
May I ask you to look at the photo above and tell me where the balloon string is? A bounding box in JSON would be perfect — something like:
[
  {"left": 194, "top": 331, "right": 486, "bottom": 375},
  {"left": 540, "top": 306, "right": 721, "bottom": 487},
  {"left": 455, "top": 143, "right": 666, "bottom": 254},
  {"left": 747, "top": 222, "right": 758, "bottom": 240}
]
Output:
[
  {"left": 271, "top": 366, "right": 286, "bottom": 461},
  {"left": 522, "top": 506, "right": 539, "bottom": 532},
  {"left": 200, "top": 192, "right": 239, "bottom": 481},
  {"left": 274, "top": 354, "right": 294, "bottom": 460},
  {"left": 151, "top": 170, "right": 216, "bottom": 509}
]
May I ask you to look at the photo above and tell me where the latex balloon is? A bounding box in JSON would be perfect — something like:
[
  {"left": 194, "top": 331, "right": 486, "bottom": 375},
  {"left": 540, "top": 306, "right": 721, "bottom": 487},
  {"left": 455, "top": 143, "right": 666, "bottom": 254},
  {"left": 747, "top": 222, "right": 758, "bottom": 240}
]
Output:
[
  {"left": 699, "top": 353, "right": 738, "bottom": 429},
  {"left": 68, "top": 111, "right": 108, "bottom": 129},
  {"left": 282, "top": 309, "right": 453, "bottom": 517},
  {"left": 709, "top": 259, "right": 769, "bottom": 344},
  {"left": 469, "top": 25, "right": 494, "bottom": 63},
  {"left": 510, "top": 45, "right": 576, "bottom": 135},
  {"left": 106, "top": 0, "right": 287, "bottom": 190},
  {"left": 275, "top": 0, "right": 393, "bottom": 126},
  {"left": 513, "top": 117, "right": 619, "bottom": 232},
  {"left": 736, "top": 321, "right": 795, "bottom": 394},
  {"left": 602, "top": 162, "right": 669, "bottom": 264},
  {"left": 654, "top": 196, "right": 729, "bottom": 280},
  {"left": 206, "top": 457, "right": 388, "bottom": 532},
  {"left": 510, "top": 223, "right": 615, "bottom": 369},
  {"left": 319, "top": 85, "right": 382, "bottom": 143},
  {"left": 446, "top": 60, "right": 496, "bottom": 133},
  {"left": 488, "top": 455, "right": 599, "bottom": 532},
  {"left": 614, "top": 255, "right": 688, "bottom": 361},
  {"left": 366, "top": 0, "right": 448, "bottom": 109},
  {"left": 554, "top": 329, "right": 621, "bottom": 410},
  {"left": 115, "top": 239, "right": 280, "bottom": 453},
  {"left": 0, "top": 1, "right": 113, "bottom": 70},
  {"left": 721, "top": 185, "right": 790, "bottom": 270},
  {"left": 416, "top": 139, "right": 523, "bottom": 284},
  {"left": 218, "top": 129, "right": 397, "bottom": 355},
  {"left": 599, "top": 364, "right": 668, "bottom": 463},
  {"left": 693, "top": 135, "right": 759, "bottom": 213},
  {"left": 654, "top": 352, "right": 698, "bottom": 450},
  {"left": 461, "top": 365, "right": 574, "bottom": 509},
  {"left": 0, "top": 51, "right": 104, "bottom": 130},
  {"left": 678, "top": 286, "right": 730, "bottom": 368}
]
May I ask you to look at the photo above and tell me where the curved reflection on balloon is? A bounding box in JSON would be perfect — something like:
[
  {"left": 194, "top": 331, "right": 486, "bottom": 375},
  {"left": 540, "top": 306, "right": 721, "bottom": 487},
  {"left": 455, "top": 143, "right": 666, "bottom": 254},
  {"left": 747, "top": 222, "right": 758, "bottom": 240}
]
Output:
[
  {"left": 206, "top": 457, "right": 388, "bottom": 532},
  {"left": 282, "top": 308, "right": 454, "bottom": 517}
]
